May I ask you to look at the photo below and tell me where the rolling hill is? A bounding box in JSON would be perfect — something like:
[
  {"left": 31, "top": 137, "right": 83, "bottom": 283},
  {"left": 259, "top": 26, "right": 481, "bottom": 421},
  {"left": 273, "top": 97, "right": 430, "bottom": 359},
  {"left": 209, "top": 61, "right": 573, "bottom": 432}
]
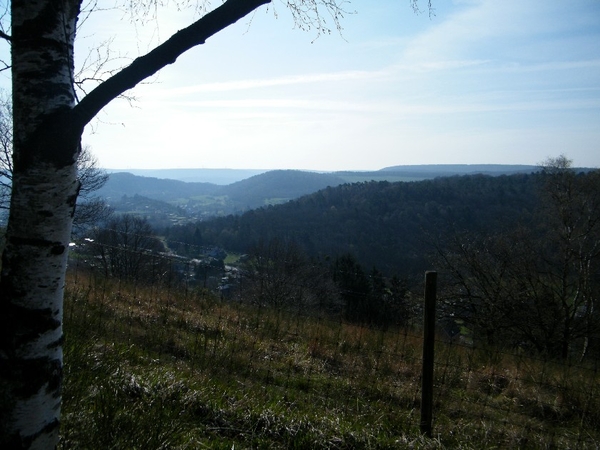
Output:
[
  {"left": 97, "top": 170, "right": 347, "bottom": 220},
  {"left": 97, "top": 165, "right": 541, "bottom": 224}
]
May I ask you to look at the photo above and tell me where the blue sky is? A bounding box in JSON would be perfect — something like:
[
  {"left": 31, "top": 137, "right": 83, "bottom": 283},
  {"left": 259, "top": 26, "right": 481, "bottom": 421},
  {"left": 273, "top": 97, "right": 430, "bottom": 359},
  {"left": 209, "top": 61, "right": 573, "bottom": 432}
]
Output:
[{"left": 7, "top": 0, "right": 600, "bottom": 171}]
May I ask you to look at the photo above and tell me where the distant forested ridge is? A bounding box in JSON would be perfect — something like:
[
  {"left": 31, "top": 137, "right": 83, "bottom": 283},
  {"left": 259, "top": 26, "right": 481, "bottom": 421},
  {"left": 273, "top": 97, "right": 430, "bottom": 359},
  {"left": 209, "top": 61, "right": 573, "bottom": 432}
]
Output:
[
  {"left": 379, "top": 164, "right": 538, "bottom": 177},
  {"left": 222, "top": 170, "right": 345, "bottom": 208},
  {"left": 166, "top": 173, "right": 542, "bottom": 276},
  {"left": 97, "top": 166, "right": 542, "bottom": 225},
  {"left": 106, "top": 168, "right": 268, "bottom": 184},
  {"left": 97, "top": 172, "right": 220, "bottom": 203}
]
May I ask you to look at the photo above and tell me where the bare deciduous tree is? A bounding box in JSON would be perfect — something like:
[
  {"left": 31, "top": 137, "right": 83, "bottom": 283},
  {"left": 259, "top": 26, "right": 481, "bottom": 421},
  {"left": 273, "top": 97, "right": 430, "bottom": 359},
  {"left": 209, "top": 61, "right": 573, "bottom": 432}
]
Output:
[
  {"left": 438, "top": 156, "right": 600, "bottom": 359},
  {"left": 92, "top": 214, "right": 167, "bottom": 282},
  {"left": 0, "top": 94, "right": 13, "bottom": 212},
  {"left": 242, "top": 238, "right": 338, "bottom": 311}
]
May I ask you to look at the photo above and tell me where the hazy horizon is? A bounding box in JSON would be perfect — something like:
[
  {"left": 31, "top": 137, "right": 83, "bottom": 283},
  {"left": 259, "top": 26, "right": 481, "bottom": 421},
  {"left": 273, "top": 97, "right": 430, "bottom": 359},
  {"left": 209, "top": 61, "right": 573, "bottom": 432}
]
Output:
[
  {"left": 103, "top": 163, "right": 549, "bottom": 184},
  {"left": 104, "top": 162, "right": 574, "bottom": 173}
]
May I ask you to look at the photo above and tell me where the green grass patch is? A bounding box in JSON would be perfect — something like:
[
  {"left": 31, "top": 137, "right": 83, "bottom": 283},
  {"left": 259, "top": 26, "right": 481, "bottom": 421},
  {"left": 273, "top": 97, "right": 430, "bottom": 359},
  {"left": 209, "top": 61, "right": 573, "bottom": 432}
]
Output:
[
  {"left": 188, "top": 195, "right": 230, "bottom": 205},
  {"left": 263, "top": 198, "right": 291, "bottom": 206},
  {"left": 224, "top": 253, "right": 243, "bottom": 264}
]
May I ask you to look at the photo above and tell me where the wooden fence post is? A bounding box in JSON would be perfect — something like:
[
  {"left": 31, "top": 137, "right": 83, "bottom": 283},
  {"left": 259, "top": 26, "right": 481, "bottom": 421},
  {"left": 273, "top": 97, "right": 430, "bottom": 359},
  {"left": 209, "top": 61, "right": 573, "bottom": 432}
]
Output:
[{"left": 421, "top": 270, "right": 437, "bottom": 437}]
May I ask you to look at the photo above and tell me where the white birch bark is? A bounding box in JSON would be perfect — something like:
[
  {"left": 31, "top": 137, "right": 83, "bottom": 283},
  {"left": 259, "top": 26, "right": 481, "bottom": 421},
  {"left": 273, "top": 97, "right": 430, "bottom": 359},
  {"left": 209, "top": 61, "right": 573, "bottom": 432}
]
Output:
[
  {"left": 1, "top": 1, "right": 81, "bottom": 447},
  {"left": 2, "top": 164, "right": 79, "bottom": 446}
]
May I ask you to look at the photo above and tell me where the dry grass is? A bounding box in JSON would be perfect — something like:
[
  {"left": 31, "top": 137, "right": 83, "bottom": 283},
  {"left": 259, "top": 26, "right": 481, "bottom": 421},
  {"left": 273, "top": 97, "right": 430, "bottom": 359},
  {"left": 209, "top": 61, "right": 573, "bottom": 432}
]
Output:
[{"left": 60, "top": 271, "right": 600, "bottom": 449}]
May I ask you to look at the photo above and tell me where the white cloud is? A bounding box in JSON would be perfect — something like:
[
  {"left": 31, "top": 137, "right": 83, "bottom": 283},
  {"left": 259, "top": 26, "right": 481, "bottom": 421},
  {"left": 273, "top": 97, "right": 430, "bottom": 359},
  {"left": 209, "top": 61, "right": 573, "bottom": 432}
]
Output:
[{"left": 401, "top": 0, "right": 588, "bottom": 65}]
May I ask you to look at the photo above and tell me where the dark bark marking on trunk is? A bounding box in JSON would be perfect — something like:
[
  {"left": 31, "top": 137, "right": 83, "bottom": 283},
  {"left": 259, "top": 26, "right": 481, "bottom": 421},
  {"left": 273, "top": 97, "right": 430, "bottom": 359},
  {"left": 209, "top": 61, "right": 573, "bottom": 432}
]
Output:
[
  {"left": 15, "top": 1, "right": 69, "bottom": 36},
  {"left": 46, "top": 334, "right": 64, "bottom": 350},
  {"left": 67, "top": 185, "right": 80, "bottom": 218},
  {"left": 6, "top": 236, "right": 64, "bottom": 249},
  {"left": 0, "top": 355, "right": 62, "bottom": 398},
  {"left": 50, "top": 245, "right": 65, "bottom": 255},
  {"left": 14, "top": 109, "right": 83, "bottom": 172},
  {"left": 5, "top": 418, "right": 60, "bottom": 450},
  {"left": 30, "top": 420, "right": 60, "bottom": 447},
  {"left": 2, "top": 303, "right": 61, "bottom": 350}
]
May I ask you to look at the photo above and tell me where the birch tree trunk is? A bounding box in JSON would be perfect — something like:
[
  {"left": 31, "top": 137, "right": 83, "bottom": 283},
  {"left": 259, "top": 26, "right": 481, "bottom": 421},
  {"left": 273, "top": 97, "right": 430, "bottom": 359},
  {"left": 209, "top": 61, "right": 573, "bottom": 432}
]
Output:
[
  {"left": 0, "top": 1, "right": 270, "bottom": 447},
  {"left": 0, "top": 1, "right": 81, "bottom": 448}
]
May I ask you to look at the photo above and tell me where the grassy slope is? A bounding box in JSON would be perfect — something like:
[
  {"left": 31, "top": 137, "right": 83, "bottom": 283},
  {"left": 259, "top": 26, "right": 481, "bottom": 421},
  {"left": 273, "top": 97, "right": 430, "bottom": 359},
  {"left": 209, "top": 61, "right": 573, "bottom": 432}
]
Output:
[{"left": 60, "top": 272, "right": 600, "bottom": 449}]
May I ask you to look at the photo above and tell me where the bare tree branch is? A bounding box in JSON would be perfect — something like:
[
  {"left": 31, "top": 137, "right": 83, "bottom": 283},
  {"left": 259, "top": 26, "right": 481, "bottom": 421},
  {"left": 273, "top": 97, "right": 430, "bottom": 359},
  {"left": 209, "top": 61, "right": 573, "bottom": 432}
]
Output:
[
  {"left": 77, "top": 145, "right": 109, "bottom": 196},
  {"left": 411, "top": 0, "right": 435, "bottom": 18},
  {"left": 74, "top": 37, "right": 134, "bottom": 99},
  {"left": 74, "top": 0, "right": 272, "bottom": 127},
  {"left": 0, "top": 93, "right": 13, "bottom": 186},
  {"left": 0, "top": 0, "right": 10, "bottom": 42},
  {"left": 283, "top": 0, "right": 354, "bottom": 38}
]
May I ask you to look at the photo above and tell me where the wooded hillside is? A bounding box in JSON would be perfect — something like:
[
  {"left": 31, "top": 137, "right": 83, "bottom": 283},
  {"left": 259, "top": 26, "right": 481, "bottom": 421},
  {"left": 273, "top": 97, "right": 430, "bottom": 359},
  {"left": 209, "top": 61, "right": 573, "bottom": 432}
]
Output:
[{"left": 166, "top": 173, "right": 541, "bottom": 276}]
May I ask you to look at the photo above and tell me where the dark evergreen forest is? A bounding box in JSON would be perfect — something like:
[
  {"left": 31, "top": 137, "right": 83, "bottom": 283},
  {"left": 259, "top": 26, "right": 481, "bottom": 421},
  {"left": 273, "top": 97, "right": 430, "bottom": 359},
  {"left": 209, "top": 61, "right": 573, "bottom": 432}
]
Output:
[{"left": 164, "top": 173, "right": 541, "bottom": 277}]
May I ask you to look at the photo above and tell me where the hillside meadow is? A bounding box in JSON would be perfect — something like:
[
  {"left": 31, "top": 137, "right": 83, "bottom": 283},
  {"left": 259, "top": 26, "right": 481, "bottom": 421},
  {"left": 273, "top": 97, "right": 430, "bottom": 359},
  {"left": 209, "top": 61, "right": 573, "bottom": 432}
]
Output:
[{"left": 59, "top": 268, "right": 600, "bottom": 449}]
